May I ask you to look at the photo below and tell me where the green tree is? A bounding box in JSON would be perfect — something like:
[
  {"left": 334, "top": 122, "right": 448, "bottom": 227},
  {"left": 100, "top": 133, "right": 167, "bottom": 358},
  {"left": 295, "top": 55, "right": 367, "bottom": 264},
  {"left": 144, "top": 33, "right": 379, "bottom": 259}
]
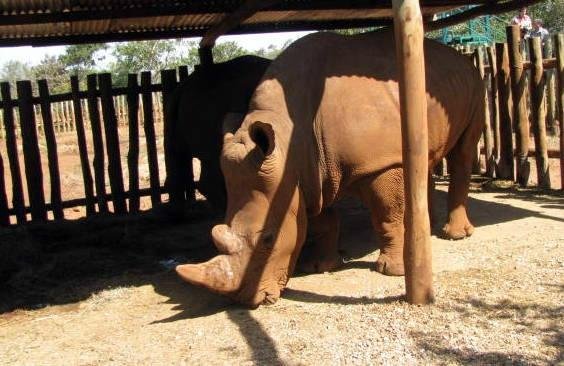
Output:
[
  {"left": 32, "top": 55, "right": 69, "bottom": 94},
  {"left": 252, "top": 40, "right": 292, "bottom": 59},
  {"left": 59, "top": 43, "right": 107, "bottom": 76},
  {"left": 529, "top": 0, "right": 563, "bottom": 33},
  {"left": 0, "top": 60, "right": 33, "bottom": 89}
]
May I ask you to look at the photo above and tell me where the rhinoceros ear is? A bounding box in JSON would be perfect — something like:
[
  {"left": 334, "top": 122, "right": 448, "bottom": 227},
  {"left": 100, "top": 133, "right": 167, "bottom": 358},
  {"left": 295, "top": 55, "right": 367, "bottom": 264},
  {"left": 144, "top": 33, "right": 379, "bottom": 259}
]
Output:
[
  {"left": 222, "top": 113, "right": 244, "bottom": 142},
  {"left": 249, "top": 121, "right": 275, "bottom": 156}
]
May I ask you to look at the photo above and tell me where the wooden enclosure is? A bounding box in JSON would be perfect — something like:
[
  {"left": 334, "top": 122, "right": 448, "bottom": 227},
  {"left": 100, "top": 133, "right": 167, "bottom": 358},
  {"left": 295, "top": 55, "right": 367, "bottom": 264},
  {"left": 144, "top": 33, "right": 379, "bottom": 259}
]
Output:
[{"left": 0, "top": 30, "right": 563, "bottom": 227}]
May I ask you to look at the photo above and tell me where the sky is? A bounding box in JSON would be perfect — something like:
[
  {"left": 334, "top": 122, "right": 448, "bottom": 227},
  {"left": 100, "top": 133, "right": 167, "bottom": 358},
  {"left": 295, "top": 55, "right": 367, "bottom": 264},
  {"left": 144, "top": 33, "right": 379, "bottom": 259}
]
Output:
[{"left": 0, "top": 31, "right": 313, "bottom": 68}]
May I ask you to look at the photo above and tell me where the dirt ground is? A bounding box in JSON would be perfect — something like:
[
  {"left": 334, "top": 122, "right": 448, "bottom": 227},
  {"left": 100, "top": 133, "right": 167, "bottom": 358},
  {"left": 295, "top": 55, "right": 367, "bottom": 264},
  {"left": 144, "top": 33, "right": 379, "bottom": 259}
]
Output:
[{"left": 0, "top": 180, "right": 562, "bottom": 365}]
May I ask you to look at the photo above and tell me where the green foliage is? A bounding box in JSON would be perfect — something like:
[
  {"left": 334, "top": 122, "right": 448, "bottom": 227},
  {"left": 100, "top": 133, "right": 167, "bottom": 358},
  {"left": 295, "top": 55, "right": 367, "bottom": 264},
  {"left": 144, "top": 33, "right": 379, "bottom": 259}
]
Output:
[
  {"left": 59, "top": 43, "right": 107, "bottom": 75},
  {"left": 252, "top": 40, "right": 292, "bottom": 59},
  {"left": 31, "top": 56, "right": 69, "bottom": 94},
  {"left": 529, "top": 0, "right": 563, "bottom": 32},
  {"left": 0, "top": 60, "right": 33, "bottom": 89}
]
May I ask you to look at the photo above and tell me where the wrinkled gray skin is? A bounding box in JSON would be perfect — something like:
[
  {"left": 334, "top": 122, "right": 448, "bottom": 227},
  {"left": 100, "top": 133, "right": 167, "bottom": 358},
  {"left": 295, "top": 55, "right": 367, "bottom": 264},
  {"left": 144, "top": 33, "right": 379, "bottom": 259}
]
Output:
[
  {"left": 165, "top": 55, "right": 271, "bottom": 211},
  {"left": 177, "top": 30, "right": 484, "bottom": 307}
]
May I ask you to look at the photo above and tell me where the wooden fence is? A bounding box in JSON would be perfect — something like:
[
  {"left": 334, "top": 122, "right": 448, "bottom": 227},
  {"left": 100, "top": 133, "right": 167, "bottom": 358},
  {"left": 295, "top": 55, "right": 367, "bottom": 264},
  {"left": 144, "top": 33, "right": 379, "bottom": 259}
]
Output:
[
  {"left": 0, "top": 65, "right": 191, "bottom": 225},
  {"left": 0, "top": 29, "right": 562, "bottom": 227}
]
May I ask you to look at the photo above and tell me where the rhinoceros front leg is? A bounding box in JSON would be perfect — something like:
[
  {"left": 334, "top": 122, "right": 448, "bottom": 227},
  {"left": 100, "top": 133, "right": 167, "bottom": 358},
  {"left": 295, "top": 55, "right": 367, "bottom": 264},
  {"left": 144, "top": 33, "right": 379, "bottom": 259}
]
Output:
[
  {"left": 357, "top": 167, "right": 405, "bottom": 276},
  {"left": 299, "top": 207, "right": 342, "bottom": 273}
]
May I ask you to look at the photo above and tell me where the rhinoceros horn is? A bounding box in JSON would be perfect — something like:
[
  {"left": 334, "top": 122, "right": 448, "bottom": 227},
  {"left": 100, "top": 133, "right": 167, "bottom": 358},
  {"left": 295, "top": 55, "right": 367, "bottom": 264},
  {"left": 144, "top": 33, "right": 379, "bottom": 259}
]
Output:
[{"left": 176, "top": 224, "right": 244, "bottom": 294}]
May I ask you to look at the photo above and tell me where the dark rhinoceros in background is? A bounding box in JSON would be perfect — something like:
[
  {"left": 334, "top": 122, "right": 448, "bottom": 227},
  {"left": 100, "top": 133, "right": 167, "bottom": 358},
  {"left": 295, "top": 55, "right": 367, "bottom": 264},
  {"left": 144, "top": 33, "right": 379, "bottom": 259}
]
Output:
[
  {"left": 165, "top": 55, "right": 271, "bottom": 212},
  {"left": 177, "top": 29, "right": 484, "bottom": 307}
]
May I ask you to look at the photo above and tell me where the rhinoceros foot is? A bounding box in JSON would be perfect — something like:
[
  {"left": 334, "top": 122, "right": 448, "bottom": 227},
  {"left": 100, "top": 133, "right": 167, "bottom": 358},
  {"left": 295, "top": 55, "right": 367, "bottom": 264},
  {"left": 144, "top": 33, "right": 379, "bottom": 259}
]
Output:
[
  {"left": 300, "top": 253, "right": 343, "bottom": 274},
  {"left": 375, "top": 253, "right": 405, "bottom": 276},
  {"left": 442, "top": 221, "right": 474, "bottom": 240}
]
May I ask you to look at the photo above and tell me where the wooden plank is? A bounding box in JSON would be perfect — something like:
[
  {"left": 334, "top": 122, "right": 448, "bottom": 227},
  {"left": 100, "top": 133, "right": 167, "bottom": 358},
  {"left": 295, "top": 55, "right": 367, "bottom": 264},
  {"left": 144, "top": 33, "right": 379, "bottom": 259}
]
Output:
[
  {"left": 140, "top": 72, "right": 161, "bottom": 206},
  {"left": 556, "top": 34, "right": 564, "bottom": 191},
  {"left": 161, "top": 68, "right": 186, "bottom": 206},
  {"left": 98, "top": 73, "right": 127, "bottom": 214},
  {"left": 16, "top": 80, "right": 47, "bottom": 222},
  {"left": 392, "top": 0, "right": 433, "bottom": 305},
  {"left": 475, "top": 47, "right": 495, "bottom": 178},
  {"left": 127, "top": 74, "right": 140, "bottom": 213},
  {"left": 71, "top": 76, "right": 96, "bottom": 215},
  {"left": 178, "top": 65, "right": 189, "bottom": 82},
  {"left": 486, "top": 46, "right": 501, "bottom": 172},
  {"left": 529, "top": 37, "right": 550, "bottom": 189},
  {"left": 495, "top": 43, "right": 515, "bottom": 181},
  {"left": 86, "top": 74, "right": 109, "bottom": 213},
  {"left": 0, "top": 150, "right": 9, "bottom": 225},
  {"left": 507, "top": 25, "right": 530, "bottom": 186},
  {"left": 37, "top": 79, "right": 64, "bottom": 220},
  {"left": 1, "top": 82, "right": 26, "bottom": 223}
]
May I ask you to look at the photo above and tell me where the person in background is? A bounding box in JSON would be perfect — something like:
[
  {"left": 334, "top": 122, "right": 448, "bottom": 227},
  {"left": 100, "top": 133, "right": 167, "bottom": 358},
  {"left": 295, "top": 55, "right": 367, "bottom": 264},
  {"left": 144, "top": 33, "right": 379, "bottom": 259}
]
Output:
[
  {"left": 530, "top": 19, "right": 549, "bottom": 44},
  {"left": 511, "top": 7, "right": 532, "bottom": 39}
]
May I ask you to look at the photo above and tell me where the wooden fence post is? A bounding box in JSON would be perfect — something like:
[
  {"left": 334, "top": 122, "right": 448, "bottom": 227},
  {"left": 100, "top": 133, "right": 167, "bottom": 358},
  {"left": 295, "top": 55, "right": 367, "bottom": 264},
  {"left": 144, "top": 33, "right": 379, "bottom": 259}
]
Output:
[
  {"left": 529, "top": 37, "right": 550, "bottom": 189},
  {"left": 555, "top": 34, "right": 564, "bottom": 191},
  {"left": 71, "top": 76, "right": 96, "bottom": 215},
  {"left": 17, "top": 80, "right": 47, "bottom": 222},
  {"left": 544, "top": 38, "right": 557, "bottom": 135},
  {"left": 0, "top": 150, "right": 8, "bottom": 225},
  {"left": 392, "top": 0, "right": 433, "bottom": 305},
  {"left": 127, "top": 74, "right": 141, "bottom": 213},
  {"left": 507, "top": 25, "right": 530, "bottom": 186},
  {"left": 38, "top": 79, "right": 64, "bottom": 220},
  {"left": 486, "top": 46, "right": 501, "bottom": 172},
  {"left": 1, "top": 82, "right": 26, "bottom": 224},
  {"left": 86, "top": 74, "right": 109, "bottom": 213},
  {"left": 476, "top": 47, "right": 495, "bottom": 177},
  {"left": 178, "top": 65, "right": 189, "bottom": 82},
  {"left": 140, "top": 72, "right": 161, "bottom": 206},
  {"left": 98, "top": 73, "right": 127, "bottom": 214},
  {"left": 495, "top": 43, "right": 515, "bottom": 181}
]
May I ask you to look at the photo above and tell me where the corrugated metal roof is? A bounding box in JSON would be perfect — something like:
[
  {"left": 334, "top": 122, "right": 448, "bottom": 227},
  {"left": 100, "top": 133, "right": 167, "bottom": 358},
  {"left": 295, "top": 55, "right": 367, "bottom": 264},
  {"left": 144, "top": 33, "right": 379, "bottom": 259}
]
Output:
[{"left": 0, "top": 1, "right": 483, "bottom": 46}]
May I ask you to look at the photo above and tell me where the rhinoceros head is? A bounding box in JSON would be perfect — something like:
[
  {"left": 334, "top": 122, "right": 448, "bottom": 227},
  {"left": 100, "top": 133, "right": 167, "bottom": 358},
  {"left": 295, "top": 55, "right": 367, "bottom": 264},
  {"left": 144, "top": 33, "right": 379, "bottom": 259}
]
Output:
[{"left": 177, "top": 113, "right": 307, "bottom": 306}]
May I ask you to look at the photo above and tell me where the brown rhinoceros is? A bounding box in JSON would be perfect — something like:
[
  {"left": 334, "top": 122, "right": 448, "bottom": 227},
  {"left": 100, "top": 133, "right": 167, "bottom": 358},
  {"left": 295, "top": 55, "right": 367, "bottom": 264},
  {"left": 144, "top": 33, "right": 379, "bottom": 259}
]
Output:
[
  {"left": 176, "top": 30, "right": 484, "bottom": 306},
  {"left": 165, "top": 55, "right": 270, "bottom": 211}
]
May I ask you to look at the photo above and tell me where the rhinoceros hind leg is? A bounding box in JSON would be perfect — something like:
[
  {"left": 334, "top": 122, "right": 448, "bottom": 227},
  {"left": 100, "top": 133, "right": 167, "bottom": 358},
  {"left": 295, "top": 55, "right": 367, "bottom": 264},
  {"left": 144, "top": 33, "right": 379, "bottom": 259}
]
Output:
[
  {"left": 442, "top": 122, "right": 482, "bottom": 240},
  {"left": 299, "top": 207, "right": 342, "bottom": 273},
  {"left": 357, "top": 168, "right": 405, "bottom": 277}
]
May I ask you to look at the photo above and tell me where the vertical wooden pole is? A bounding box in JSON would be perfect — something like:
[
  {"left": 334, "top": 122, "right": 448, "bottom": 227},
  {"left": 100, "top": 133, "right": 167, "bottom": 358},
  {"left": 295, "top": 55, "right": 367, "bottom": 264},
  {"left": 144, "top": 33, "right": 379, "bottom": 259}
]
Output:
[
  {"left": 555, "top": 34, "right": 564, "bottom": 191},
  {"left": 475, "top": 47, "right": 495, "bottom": 178},
  {"left": 37, "top": 80, "right": 64, "bottom": 220},
  {"left": 529, "top": 37, "right": 550, "bottom": 189},
  {"left": 86, "top": 74, "right": 109, "bottom": 213},
  {"left": 127, "top": 74, "right": 140, "bottom": 213},
  {"left": 507, "top": 25, "right": 530, "bottom": 186},
  {"left": 392, "top": 0, "right": 433, "bottom": 304},
  {"left": 495, "top": 43, "right": 515, "bottom": 180},
  {"left": 486, "top": 46, "right": 501, "bottom": 172},
  {"left": 1, "top": 82, "right": 26, "bottom": 224},
  {"left": 140, "top": 72, "right": 161, "bottom": 205},
  {"left": 161, "top": 69, "right": 183, "bottom": 203},
  {"left": 71, "top": 76, "right": 96, "bottom": 215},
  {"left": 544, "top": 38, "right": 557, "bottom": 135},
  {"left": 98, "top": 73, "right": 127, "bottom": 214},
  {"left": 178, "top": 65, "right": 189, "bottom": 82},
  {"left": 0, "top": 150, "right": 9, "bottom": 225},
  {"left": 17, "top": 80, "right": 47, "bottom": 222}
]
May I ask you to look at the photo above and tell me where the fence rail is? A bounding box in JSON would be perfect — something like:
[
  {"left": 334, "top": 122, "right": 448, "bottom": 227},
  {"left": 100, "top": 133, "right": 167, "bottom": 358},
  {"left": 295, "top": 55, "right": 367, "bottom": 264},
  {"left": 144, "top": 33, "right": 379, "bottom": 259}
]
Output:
[{"left": 0, "top": 29, "right": 563, "bottom": 227}]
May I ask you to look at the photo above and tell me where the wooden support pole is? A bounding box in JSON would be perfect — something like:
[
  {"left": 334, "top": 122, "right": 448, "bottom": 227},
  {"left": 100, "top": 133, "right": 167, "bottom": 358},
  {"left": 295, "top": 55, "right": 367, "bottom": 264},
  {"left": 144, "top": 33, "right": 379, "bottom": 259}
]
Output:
[
  {"left": 529, "top": 37, "right": 550, "bottom": 189},
  {"left": 37, "top": 79, "right": 64, "bottom": 220},
  {"left": 544, "top": 38, "right": 557, "bottom": 135},
  {"left": 17, "top": 80, "right": 47, "bottom": 222},
  {"left": 555, "top": 34, "right": 564, "bottom": 191},
  {"left": 495, "top": 43, "right": 515, "bottom": 180},
  {"left": 0, "top": 150, "right": 9, "bottom": 225},
  {"left": 71, "top": 76, "right": 96, "bottom": 216},
  {"left": 507, "top": 25, "right": 530, "bottom": 186},
  {"left": 486, "top": 46, "right": 501, "bottom": 171},
  {"left": 127, "top": 74, "right": 140, "bottom": 213},
  {"left": 1, "top": 82, "right": 26, "bottom": 224},
  {"left": 392, "top": 0, "right": 433, "bottom": 305},
  {"left": 476, "top": 48, "right": 495, "bottom": 177},
  {"left": 140, "top": 72, "right": 161, "bottom": 206},
  {"left": 86, "top": 74, "right": 109, "bottom": 213},
  {"left": 178, "top": 65, "right": 189, "bottom": 82},
  {"left": 98, "top": 73, "right": 127, "bottom": 215}
]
